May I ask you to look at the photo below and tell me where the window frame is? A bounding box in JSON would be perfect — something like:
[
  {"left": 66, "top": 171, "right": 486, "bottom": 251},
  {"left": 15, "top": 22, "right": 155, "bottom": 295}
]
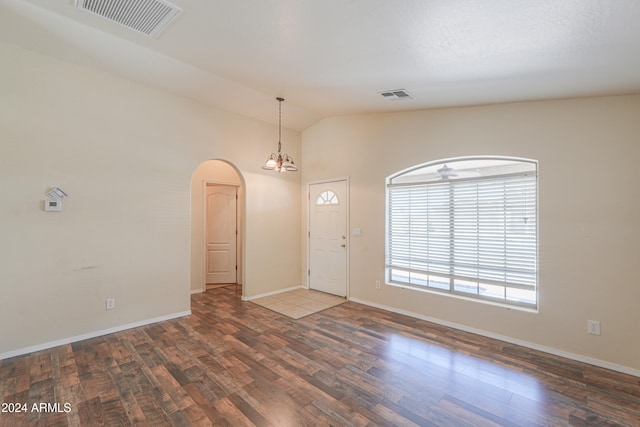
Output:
[{"left": 385, "top": 156, "right": 538, "bottom": 310}]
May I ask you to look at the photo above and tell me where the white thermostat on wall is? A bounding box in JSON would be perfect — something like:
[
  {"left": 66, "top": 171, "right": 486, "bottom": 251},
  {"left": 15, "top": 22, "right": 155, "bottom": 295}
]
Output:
[{"left": 45, "top": 200, "right": 63, "bottom": 212}]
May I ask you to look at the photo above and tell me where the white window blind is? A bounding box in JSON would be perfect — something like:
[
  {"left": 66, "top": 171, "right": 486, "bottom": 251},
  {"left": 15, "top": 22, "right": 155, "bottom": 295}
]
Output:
[{"left": 387, "top": 161, "right": 537, "bottom": 308}]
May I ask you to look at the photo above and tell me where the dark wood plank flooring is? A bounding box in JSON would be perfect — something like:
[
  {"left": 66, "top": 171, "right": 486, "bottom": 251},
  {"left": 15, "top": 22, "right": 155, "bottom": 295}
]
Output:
[{"left": 1, "top": 286, "right": 639, "bottom": 426}]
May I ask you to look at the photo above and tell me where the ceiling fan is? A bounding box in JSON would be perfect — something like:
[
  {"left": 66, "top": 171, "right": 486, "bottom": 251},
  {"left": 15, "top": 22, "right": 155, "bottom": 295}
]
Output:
[
  {"left": 437, "top": 164, "right": 458, "bottom": 180},
  {"left": 436, "top": 163, "right": 483, "bottom": 180}
]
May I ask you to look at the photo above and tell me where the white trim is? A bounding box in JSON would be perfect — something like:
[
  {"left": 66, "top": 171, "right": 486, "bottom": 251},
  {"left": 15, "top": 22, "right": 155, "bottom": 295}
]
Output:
[
  {"left": 385, "top": 282, "right": 538, "bottom": 313},
  {"left": 0, "top": 311, "right": 191, "bottom": 361},
  {"left": 242, "top": 285, "right": 304, "bottom": 301},
  {"left": 348, "top": 297, "right": 640, "bottom": 378},
  {"left": 203, "top": 179, "right": 241, "bottom": 187},
  {"left": 306, "top": 176, "right": 351, "bottom": 186},
  {"left": 191, "top": 288, "right": 205, "bottom": 295}
]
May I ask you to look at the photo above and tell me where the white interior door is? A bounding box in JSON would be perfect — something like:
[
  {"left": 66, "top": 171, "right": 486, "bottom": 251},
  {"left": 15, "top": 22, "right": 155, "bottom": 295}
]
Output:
[
  {"left": 309, "top": 180, "right": 348, "bottom": 297},
  {"left": 206, "top": 185, "right": 237, "bottom": 284}
]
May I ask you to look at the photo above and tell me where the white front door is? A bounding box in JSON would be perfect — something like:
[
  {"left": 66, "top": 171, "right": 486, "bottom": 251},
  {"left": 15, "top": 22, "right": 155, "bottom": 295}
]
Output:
[
  {"left": 206, "top": 185, "right": 237, "bottom": 284},
  {"left": 308, "top": 180, "right": 348, "bottom": 297}
]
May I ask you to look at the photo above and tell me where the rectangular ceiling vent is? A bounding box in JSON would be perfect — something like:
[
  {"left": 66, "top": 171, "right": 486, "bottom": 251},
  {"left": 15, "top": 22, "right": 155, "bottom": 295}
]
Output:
[
  {"left": 76, "top": 0, "right": 182, "bottom": 38},
  {"left": 379, "top": 89, "right": 413, "bottom": 101}
]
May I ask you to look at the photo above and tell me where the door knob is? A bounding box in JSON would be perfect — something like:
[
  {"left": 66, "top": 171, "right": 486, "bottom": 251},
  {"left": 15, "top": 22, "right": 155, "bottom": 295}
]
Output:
[{"left": 340, "top": 244, "right": 346, "bottom": 248}]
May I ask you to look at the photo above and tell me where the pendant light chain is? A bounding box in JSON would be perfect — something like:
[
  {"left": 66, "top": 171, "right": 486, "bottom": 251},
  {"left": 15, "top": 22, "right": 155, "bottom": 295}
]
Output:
[{"left": 277, "top": 97, "right": 283, "bottom": 154}]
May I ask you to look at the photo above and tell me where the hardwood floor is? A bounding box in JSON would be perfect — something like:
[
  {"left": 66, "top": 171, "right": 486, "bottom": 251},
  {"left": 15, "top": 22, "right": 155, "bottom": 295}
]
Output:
[{"left": 1, "top": 286, "right": 639, "bottom": 426}]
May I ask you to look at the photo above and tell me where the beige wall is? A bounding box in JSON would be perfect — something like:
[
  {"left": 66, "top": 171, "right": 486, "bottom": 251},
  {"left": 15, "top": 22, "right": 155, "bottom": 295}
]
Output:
[
  {"left": 191, "top": 160, "right": 243, "bottom": 292},
  {"left": 302, "top": 95, "right": 640, "bottom": 372},
  {"left": 0, "top": 42, "right": 301, "bottom": 356},
  {"left": 3, "top": 37, "right": 639, "bottom": 375}
]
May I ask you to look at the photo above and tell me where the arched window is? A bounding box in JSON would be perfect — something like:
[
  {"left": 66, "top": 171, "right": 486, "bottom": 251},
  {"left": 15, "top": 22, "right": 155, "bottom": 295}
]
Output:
[
  {"left": 316, "top": 190, "right": 339, "bottom": 206},
  {"left": 386, "top": 157, "right": 538, "bottom": 309}
]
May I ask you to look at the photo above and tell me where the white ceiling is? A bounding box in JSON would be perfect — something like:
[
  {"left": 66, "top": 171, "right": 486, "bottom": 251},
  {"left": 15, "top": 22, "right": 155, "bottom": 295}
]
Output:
[{"left": 2, "top": 0, "right": 640, "bottom": 130}]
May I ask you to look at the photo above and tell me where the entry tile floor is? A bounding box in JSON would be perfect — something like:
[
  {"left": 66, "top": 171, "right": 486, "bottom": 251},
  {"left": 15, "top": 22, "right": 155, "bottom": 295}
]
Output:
[{"left": 250, "top": 288, "right": 346, "bottom": 319}]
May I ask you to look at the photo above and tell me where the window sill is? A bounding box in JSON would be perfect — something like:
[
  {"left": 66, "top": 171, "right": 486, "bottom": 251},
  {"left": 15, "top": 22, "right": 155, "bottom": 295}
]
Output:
[{"left": 385, "top": 281, "right": 539, "bottom": 313}]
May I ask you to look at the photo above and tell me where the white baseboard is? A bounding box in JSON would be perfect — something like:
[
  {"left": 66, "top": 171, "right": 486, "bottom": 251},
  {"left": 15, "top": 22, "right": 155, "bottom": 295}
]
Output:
[
  {"left": 0, "top": 311, "right": 192, "bottom": 361},
  {"left": 348, "top": 297, "right": 640, "bottom": 378},
  {"left": 242, "top": 285, "right": 305, "bottom": 301},
  {"left": 191, "top": 288, "right": 205, "bottom": 295}
]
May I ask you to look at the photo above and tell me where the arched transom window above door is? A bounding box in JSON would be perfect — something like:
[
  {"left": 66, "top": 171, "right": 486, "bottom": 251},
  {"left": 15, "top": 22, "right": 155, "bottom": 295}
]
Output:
[{"left": 316, "top": 190, "right": 339, "bottom": 206}]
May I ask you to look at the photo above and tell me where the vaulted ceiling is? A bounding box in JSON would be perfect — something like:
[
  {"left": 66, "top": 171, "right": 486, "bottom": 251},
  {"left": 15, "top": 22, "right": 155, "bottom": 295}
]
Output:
[{"left": 3, "top": 0, "right": 640, "bottom": 130}]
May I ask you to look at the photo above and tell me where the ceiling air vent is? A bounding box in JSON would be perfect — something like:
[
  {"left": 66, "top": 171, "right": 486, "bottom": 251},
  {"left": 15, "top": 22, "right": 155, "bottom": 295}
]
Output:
[
  {"left": 379, "top": 89, "right": 413, "bottom": 101},
  {"left": 76, "top": 0, "right": 182, "bottom": 38}
]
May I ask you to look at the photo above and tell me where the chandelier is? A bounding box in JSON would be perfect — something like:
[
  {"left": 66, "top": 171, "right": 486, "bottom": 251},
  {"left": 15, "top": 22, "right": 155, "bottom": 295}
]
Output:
[{"left": 262, "top": 97, "right": 297, "bottom": 172}]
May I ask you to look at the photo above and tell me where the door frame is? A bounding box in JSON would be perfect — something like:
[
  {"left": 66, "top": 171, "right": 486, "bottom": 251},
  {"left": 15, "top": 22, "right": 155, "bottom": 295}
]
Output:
[
  {"left": 306, "top": 177, "right": 350, "bottom": 298},
  {"left": 202, "top": 180, "right": 241, "bottom": 287}
]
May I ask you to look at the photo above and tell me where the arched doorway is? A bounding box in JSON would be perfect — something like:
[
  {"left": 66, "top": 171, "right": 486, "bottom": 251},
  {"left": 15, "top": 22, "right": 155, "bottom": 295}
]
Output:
[{"left": 190, "top": 159, "right": 244, "bottom": 295}]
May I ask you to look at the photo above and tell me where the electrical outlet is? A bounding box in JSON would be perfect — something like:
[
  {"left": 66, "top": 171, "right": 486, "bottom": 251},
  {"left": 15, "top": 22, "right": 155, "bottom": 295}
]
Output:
[
  {"left": 106, "top": 298, "right": 115, "bottom": 310},
  {"left": 375, "top": 280, "right": 381, "bottom": 290},
  {"left": 587, "top": 320, "right": 600, "bottom": 335}
]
